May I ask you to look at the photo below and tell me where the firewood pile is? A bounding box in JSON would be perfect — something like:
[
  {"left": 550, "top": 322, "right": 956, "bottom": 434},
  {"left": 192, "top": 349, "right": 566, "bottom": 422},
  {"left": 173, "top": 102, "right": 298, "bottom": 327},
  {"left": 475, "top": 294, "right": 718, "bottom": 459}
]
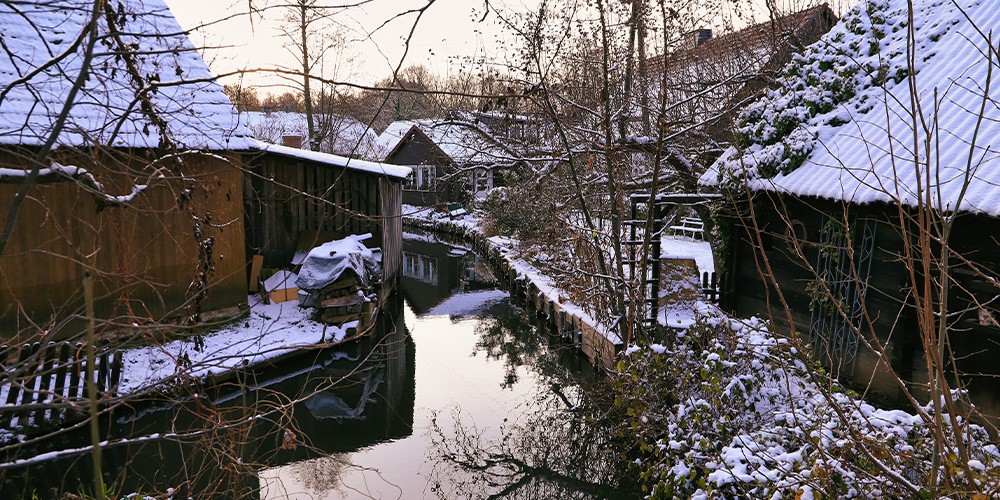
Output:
[
  {"left": 295, "top": 234, "right": 381, "bottom": 329},
  {"left": 312, "top": 276, "right": 375, "bottom": 326}
]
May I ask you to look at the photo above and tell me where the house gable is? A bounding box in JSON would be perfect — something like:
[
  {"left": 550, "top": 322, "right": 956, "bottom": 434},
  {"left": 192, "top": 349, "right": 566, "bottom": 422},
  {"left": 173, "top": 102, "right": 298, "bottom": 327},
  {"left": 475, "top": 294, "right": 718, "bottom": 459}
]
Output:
[{"left": 384, "top": 125, "right": 454, "bottom": 167}]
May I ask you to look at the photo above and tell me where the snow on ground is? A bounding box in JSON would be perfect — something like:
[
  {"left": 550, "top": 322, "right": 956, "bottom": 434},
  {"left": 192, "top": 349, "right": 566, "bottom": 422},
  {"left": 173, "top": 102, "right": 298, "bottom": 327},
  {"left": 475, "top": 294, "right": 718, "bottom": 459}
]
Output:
[
  {"left": 626, "top": 304, "right": 1000, "bottom": 497},
  {"left": 426, "top": 289, "right": 509, "bottom": 317},
  {"left": 118, "top": 297, "right": 352, "bottom": 394},
  {"left": 658, "top": 300, "right": 715, "bottom": 330},
  {"left": 660, "top": 235, "right": 715, "bottom": 276}
]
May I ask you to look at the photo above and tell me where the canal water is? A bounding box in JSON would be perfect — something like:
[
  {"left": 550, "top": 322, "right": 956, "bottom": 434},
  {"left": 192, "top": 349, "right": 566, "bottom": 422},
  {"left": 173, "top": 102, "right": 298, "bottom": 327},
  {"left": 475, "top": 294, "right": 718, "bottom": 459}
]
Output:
[{"left": 1, "top": 231, "right": 634, "bottom": 498}]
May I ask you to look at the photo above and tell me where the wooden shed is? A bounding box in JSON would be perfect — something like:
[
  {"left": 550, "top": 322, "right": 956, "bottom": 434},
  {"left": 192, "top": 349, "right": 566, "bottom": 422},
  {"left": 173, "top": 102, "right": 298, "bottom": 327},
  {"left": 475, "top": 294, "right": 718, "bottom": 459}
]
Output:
[
  {"left": 702, "top": 0, "right": 1000, "bottom": 416},
  {"left": 242, "top": 142, "right": 411, "bottom": 293},
  {"left": 0, "top": 0, "right": 255, "bottom": 341}
]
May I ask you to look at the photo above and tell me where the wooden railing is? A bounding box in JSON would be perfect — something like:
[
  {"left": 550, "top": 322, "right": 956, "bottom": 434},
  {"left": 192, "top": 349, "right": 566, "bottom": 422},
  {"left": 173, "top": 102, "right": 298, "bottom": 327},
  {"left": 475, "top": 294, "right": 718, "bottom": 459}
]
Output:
[
  {"left": 0, "top": 341, "right": 122, "bottom": 430},
  {"left": 702, "top": 272, "right": 721, "bottom": 303}
]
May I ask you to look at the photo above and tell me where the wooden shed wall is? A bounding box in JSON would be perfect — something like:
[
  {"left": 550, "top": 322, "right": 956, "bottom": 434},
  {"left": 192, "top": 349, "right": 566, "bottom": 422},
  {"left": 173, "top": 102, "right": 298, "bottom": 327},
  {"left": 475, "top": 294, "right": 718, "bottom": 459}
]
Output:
[
  {"left": 0, "top": 149, "right": 247, "bottom": 342},
  {"left": 380, "top": 180, "right": 403, "bottom": 287},
  {"left": 731, "top": 193, "right": 1000, "bottom": 413},
  {"left": 244, "top": 153, "right": 405, "bottom": 294}
]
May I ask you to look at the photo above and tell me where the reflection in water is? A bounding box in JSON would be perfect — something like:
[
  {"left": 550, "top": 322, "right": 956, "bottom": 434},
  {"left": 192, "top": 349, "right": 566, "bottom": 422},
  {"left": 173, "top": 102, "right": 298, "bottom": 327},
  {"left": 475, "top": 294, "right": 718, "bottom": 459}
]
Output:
[
  {"left": 428, "top": 300, "right": 633, "bottom": 498},
  {"left": 400, "top": 231, "right": 498, "bottom": 315},
  {"left": 0, "top": 295, "right": 413, "bottom": 499},
  {"left": 3, "top": 232, "right": 632, "bottom": 498}
]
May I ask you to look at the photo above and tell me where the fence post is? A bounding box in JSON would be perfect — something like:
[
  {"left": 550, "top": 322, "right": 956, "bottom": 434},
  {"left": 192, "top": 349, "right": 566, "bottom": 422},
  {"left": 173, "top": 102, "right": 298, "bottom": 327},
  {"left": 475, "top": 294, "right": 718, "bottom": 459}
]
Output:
[
  {"left": 16, "top": 342, "right": 41, "bottom": 427},
  {"left": 1, "top": 345, "right": 28, "bottom": 428},
  {"left": 32, "top": 342, "right": 57, "bottom": 424},
  {"left": 52, "top": 342, "right": 72, "bottom": 422}
]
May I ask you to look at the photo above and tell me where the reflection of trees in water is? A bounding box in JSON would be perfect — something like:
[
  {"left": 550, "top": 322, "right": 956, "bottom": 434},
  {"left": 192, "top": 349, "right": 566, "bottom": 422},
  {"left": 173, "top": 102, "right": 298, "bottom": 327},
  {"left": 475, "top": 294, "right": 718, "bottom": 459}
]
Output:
[
  {"left": 262, "top": 453, "right": 403, "bottom": 499},
  {"left": 428, "top": 388, "right": 633, "bottom": 499},
  {"left": 430, "top": 301, "right": 636, "bottom": 498},
  {"left": 472, "top": 301, "right": 585, "bottom": 389}
]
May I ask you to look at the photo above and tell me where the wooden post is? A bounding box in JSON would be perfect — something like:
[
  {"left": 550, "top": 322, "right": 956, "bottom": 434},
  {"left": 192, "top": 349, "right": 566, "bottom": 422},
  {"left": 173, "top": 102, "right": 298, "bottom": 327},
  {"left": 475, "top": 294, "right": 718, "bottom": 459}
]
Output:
[
  {"left": 1, "top": 345, "right": 28, "bottom": 428},
  {"left": 52, "top": 342, "right": 71, "bottom": 422},
  {"left": 109, "top": 351, "right": 123, "bottom": 396},
  {"left": 98, "top": 351, "right": 109, "bottom": 394},
  {"left": 67, "top": 343, "right": 83, "bottom": 402},
  {"left": 248, "top": 255, "right": 264, "bottom": 293},
  {"left": 32, "top": 342, "right": 57, "bottom": 424},
  {"left": 17, "top": 342, "right": 41, "bottom": 427}
]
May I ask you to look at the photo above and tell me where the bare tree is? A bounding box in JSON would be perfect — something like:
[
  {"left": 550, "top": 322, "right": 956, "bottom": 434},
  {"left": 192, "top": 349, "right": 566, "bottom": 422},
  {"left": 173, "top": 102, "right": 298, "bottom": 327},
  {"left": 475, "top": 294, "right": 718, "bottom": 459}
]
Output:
[{"left": 276, "top": 0, "right": 354, "bottom": 150}]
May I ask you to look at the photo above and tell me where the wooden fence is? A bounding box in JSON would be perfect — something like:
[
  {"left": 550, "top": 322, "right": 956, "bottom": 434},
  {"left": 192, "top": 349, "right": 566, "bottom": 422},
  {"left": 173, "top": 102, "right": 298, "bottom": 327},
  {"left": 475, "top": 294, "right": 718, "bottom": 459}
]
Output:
[
  {"left": 702, "top": 272, "right": 721, "bottom": 303},
  {"left": 0, "top": 341, "right": 122, "bottom": 430}
]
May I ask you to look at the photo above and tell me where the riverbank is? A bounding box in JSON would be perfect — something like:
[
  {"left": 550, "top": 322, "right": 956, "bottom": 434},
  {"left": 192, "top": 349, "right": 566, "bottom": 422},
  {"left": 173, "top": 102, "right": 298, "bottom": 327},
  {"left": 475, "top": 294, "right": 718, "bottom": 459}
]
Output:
[
  {"left": 116, "top": 295, "right": 363, "bottom": 395},
  {"left": 403, "top": 205, "right": 1000, "bottom": 497},
  {"left": 402, "top": 205, "right": 622, "bottom": 368}
]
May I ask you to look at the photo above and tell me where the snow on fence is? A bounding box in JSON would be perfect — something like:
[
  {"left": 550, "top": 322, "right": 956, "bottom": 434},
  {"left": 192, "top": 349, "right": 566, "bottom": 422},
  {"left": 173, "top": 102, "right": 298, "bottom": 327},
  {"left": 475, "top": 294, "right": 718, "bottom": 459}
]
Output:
[{"left": 0, "top": 341, "right": 122, "bottom": 431}]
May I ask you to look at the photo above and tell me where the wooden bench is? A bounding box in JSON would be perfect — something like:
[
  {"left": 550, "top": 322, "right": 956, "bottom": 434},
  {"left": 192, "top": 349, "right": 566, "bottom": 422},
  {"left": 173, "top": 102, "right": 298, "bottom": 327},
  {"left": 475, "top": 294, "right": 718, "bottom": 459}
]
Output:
[{"left": 668, "top": 217, "right": 704, "bottom": 239}]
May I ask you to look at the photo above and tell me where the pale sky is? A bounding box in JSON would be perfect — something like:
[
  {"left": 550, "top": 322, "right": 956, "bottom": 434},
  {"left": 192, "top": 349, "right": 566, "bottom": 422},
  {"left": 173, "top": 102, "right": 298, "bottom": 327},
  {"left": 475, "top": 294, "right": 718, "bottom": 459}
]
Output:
[
  {"left": 163, "top": 0, "right": 851, "bottom": 92},
  {"left": 164, "top": 0, "right": 520, "bottom": 89}
]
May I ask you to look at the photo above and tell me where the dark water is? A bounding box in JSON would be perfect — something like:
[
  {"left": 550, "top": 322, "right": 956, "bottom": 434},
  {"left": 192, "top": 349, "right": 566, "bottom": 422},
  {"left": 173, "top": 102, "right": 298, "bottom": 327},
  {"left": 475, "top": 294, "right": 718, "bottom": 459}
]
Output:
[{"left": 1, "top": 232, "right": 633, "bottom": 499}]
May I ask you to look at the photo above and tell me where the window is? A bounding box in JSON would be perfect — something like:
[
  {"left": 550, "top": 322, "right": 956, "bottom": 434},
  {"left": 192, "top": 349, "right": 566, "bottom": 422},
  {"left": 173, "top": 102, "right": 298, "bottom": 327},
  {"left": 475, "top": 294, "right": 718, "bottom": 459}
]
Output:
[
  {"left": 808, "top": 216, "right": 877, "bottom": 376},
  {"left": 405, "top": 165, "right": 437, "bottom": 191},
  {"left": 403, "top": 251, "right": 438, "bottom": 284},
  {"left": 471, "top": 169, "right": 493, "bottom": 197}
]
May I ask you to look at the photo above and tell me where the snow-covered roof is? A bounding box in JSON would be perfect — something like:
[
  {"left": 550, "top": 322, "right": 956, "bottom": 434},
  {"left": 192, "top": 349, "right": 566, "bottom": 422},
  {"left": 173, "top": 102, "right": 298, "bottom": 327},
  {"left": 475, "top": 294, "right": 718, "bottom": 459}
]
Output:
[
  {"left": 376, "top": 119, "right": 426, "bottom": 154},
  {"left": 381, "top": 119, "right": 519, "bottom": 166},
  {"left": 0, "top": 0, "right": 253, "bottom": 150},
  {"left": 643, "top": 5, "right": 835, "bottom": 134},
  {"left": 703, "top": 0, "right": 1000, "bottom": 218},
  {"left": 422, "top": 120, "right": 517, "bottom": 165},
  {"left": 251, "top": 140, "right": 411, "bottom": 179},
  {"left": 240, "top": 111, "right": 381, "bottom": 159}
]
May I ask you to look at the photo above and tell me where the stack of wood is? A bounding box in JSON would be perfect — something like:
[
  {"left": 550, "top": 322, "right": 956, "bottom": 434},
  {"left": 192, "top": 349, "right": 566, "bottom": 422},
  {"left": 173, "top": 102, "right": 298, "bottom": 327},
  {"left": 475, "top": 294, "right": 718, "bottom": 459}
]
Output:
[{"left": 313, "top": 275, "right": 375, "bottom": 325}]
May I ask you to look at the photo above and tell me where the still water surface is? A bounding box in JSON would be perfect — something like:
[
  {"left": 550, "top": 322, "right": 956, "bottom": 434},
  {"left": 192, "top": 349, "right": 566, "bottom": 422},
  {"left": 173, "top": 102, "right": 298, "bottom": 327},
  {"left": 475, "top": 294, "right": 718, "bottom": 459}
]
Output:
[{"left": 3, "top": 232, "right": 631, "bottom": 498}]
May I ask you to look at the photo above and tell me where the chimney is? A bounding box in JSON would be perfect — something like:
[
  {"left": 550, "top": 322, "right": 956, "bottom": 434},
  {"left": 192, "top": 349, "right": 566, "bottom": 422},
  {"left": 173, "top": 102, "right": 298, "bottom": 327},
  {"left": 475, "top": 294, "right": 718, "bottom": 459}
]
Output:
[
  {"left": 685, "top": 29, "right": 712, "bottom": 48},
  {"left": 281, "top": 135, "right": 303, "bottom": 149}
]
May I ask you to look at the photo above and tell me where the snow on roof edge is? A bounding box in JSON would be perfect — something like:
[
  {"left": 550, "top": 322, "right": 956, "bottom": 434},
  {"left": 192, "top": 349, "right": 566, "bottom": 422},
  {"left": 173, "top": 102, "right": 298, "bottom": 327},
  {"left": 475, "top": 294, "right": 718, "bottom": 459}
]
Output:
[{"left": 250, "top": 140, "right": 412, "bottom": 179}]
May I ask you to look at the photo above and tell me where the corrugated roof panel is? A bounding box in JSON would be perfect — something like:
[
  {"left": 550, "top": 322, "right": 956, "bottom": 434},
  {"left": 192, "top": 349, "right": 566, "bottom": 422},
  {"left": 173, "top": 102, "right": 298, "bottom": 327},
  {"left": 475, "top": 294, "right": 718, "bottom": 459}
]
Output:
[{"left": 706, "top": 0, "right": 1000, "bottom": 217}]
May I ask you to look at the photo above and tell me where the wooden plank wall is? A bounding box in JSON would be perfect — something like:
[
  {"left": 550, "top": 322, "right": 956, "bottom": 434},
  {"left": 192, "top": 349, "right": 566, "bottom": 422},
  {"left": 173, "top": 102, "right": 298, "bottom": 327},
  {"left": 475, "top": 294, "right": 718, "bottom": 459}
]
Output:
[
  {"left": 380, "top": 180, "right": 403, "bottom": 286},
  {"left": 245, "top": 154, "right": 403, "bottom": 272},
  {"left": 0, "top": 148, "right": 248, "bottom": 342},
  {"left": 732, "top": 194, "right": 1000, "bottom": 407}
]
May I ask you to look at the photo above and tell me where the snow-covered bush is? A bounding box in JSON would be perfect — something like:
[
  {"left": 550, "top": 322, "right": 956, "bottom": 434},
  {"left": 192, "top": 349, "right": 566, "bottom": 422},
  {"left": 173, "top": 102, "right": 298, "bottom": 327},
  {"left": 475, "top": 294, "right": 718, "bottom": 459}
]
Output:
[{"left": 616, "top": 308, "right": 1000, "bottom": 498}]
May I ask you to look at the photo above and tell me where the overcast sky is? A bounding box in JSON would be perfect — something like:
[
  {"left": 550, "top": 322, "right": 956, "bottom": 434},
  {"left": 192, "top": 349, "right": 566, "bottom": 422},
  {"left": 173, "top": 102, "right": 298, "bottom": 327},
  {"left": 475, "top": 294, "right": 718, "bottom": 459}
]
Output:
[{"left": 163, "top": 0, "right": 851, "bottom": 92}]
